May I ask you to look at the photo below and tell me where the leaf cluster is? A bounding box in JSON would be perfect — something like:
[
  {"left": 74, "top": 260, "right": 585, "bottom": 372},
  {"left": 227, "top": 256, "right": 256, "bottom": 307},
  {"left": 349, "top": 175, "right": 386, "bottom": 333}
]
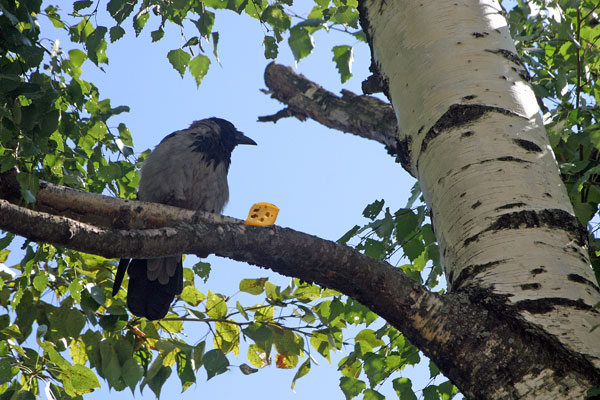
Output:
[
  {"left": 505, "top": 0, "right": 600, "bottom": 282},
  {"left": 338, "top": 192, "right": 443, "bottom": 291}
]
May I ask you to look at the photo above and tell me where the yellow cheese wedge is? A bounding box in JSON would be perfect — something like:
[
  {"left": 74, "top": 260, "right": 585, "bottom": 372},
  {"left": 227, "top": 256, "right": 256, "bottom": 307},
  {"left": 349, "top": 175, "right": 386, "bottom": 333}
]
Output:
[{"left": 244, "top": 203, "right": 279, "bottom": 226}]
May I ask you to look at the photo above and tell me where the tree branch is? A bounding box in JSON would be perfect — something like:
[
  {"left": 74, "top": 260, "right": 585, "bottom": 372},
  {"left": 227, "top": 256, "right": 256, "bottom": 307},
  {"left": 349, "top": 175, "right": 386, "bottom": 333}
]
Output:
[
  {"left": 0, "top": 176, "right": 597, "bottom": 395},
  {"left": 259, "top": 62, "right": 406, "bottom": 163}
]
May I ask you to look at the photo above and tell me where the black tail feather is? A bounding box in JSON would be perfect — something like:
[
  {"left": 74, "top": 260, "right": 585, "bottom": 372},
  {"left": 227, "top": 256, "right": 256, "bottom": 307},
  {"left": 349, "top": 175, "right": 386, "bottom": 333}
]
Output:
[
  {"left": 113, "top": 258, "right": 183, "bottom": 320},
  {"left": 112, "top": 258, "right": 130, "bottom": 296}
]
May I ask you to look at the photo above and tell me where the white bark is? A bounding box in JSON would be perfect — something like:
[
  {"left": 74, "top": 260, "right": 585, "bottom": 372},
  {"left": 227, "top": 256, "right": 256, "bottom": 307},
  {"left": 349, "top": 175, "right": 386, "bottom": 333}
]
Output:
[{"left": 362, "top": 0, "right": 600, "bottom": 392}]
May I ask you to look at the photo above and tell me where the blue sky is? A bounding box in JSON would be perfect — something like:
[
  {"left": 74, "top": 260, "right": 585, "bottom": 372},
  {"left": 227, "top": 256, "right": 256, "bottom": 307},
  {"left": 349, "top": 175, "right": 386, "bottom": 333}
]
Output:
[{"left": 23, "top": 2, "right": 453, "bottom": 399}]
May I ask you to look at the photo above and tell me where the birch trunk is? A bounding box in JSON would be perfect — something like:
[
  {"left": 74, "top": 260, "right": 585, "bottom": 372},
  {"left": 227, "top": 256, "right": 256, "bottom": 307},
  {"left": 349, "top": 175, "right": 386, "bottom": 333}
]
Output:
[{"left": 359, "top": 0, "right": 600, "bottom": 397}]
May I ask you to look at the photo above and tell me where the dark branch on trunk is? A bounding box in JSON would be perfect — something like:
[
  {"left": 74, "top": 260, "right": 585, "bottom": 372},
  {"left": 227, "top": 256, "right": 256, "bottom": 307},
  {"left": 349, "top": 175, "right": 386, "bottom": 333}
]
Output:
[{"left": 259, "top": 62, "right": 408, "bottom": 164}]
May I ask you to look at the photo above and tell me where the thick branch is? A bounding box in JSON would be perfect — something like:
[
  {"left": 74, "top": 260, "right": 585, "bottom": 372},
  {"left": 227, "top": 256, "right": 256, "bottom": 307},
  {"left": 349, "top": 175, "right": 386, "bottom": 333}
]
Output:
[
  {"left": 0, "top": 178, "right": 597, "bottom": 397},
  {"left": 260, "top": 62, "right": 405, "bottom": 161}
]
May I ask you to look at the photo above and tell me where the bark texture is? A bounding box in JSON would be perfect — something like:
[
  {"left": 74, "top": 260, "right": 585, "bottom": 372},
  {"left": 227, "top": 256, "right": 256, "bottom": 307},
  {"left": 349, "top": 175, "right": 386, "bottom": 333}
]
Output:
[{"left": 359, "top": 0, "right": 600, "bottom": 398}]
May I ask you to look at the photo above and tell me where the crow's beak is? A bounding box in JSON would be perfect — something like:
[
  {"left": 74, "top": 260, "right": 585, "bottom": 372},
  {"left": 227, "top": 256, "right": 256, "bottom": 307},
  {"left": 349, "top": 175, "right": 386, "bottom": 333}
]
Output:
[{"left": 235, "top": 131, "right": 257, "bottom": 146}]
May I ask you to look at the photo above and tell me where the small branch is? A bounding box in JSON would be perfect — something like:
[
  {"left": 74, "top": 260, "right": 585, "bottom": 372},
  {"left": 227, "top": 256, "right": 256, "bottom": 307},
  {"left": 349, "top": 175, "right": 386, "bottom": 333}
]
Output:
[
  {"left": 257, "top": 106, "right": 306, "bottom": 123},
  {"left": 260, "top": 62, "right": 406, "bottom": 162}
]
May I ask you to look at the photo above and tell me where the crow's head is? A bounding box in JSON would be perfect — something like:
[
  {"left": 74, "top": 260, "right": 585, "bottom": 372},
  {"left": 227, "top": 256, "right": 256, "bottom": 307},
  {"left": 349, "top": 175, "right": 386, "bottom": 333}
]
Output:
[{"left": 178, "top": 117, "right": 256, "bottom": 169}]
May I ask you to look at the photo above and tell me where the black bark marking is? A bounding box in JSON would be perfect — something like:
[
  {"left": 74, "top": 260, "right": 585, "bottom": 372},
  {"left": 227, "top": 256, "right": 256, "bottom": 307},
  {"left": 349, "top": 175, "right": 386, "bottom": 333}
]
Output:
[
  {"left": 513, "top": 138, "right": 542, "bottom": 152},
  {"left": 462, "top": 95, "right": 477, "bottom": 100},
  {"left": 420, "top": 104, "right": 523, "bottom": 153},
  {"left": 521, "top": 283, "right": 541, "bottom": 290},
  {"left": 485, "top": 48, "right": 522, "bottom": 66},
  {"left": 568, "top": 273, "right": 600, "bottom": 293},
  {"left": 461, "top": 131, "right": 474, "bottom": 138},
  {"left": 485, "top": 48, "right": 532, "bottom": 81},
  {"left": 452, "top": 260, "right": 506, "bottom": 290},
  {"left": 495, "top": 202, "right": 526, "bottom": 211},
  {"left": 471, "top": 201, "right": 482, "bottom": 209},
  {"left": 464, "top": 209, "right": 588, "bottom": 247},
  {"left": 455, "top": 285, "right": 600, "bottom": 395},
  {"left": 460, "top": 192, "right": 466, "bottom": 198},
  {"left": 418, "top": 125, "right": 424, "bottom": 134},
  {"left": 472, "top": 32, "right": 489, "bottom": 38},
  {"left": 530, "top": 267, "right": 546, "bottom": 276},
  {"left": 496, "top": 156, "right": 529, "bottom": 162},
  {"left": 514, "top": 297, "right": 594, "bottom": 314},
  {"left": 357, "top": 2, "right": 391, "bottom": 100},
  {"left": 392, "top": 136, "right": 412, "bottom": 172}
]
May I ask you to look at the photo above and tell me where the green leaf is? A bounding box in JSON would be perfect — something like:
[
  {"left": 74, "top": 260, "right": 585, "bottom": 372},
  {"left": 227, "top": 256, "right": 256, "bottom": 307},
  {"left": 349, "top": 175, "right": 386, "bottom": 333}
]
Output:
[
  {"left": 109, "top": 26, "right": 125, "bottom": 42},
  {"left": 85, "top": 26, "right": 108, "bottom": 65},
  {"left": 403, "top": 237, "right": 425, "bottom": 261},
  {"left": 16, "top": 172, "right": 39, "bottom": 203},
  {"left": 145, "top": 364, "right": 171, "bottom": 398},
  {"left": 310, "top": 329, "right": 333, "bottom": 360},
  {"left": 429, "top": 360, "right": 440, "bottom": 378},
  {"left": 99, "top": 339, "right": 121, "bottom": 386},
  {"left": 204, "top": 0, "right": 228, "bottom": 8},
  {"left": 189, "top": 54, "right": 211, "bottom": 87},
  {"left": 354, "top": 329, "right": 384, "bottom": 352},
  {"left": 212, "top": 31, "right": 220, "bottom": 60},
  {"left": 107, "top": 0, "right": 135, "bottom": 24},
  {"left": 364, "top": 389, "right": 385, "bottom": 400},
  {"left": 61, "top": 364, "right": 100, "bottom": 396},
  {"left": 288, "top": 26, "right": 314, "bottom": 62},
  {"left": 339, "top": 376, "right": 366, "bottom": 399},
  {"left": 193, "top": 341, "right": 206, "bottom": 371},
  {"left": 262, "top": 5, "right": 291, "bottom": 31},
  {"left": 202, "top": 349, "right": 229, "bottom": 379},
  {"left": 206, "top": 290, "right": 227, "bottom": 319},
  {"left": 68, "top": 49, "right": 87, "bottom": 70},
  {"left": 264, "top": 36, "right": 278, "bottom": 59},
  {"left": 176, "top": 351, "right": 196, "bottom": 391},
  {"left": 392, "top": 377, "right": 417, "bottom": 400},
  {"left": 151, "top": 29, "right": 165, "bottom": 42},
  {"left": 291, "top": 359, "right": 310, "bottom": 389},
  {"left": 332, "top": 45, "right": 353, "bottom": 83},
  {"left": 363, "top": 199, "right": 384, "bottom": 219},
  {"left": 194, "top": 10, "right": 215, "bottom": 37},
  {"left": 133, "top": 9, "right": 149, "bottom": 35},
  {"left": 122, "top": 358, "right": 144, "bottom": 393},
  {"left": 239, "top": 277, "right": 268, "bottom": 295},
  {"left": 32, "top": 274, "right": 48, "bottom": 292},
  {"left": 167, "top": 49, "right": 191, "bottom": 78},
  {"left": 338, "top": 225, "right": 360, "bottom": 244},
  {"left": 423, "top": 385, "right": 439, "bottom": 400},
  {"left": 214, "top": 321, "right": 239, "bottom": 355},
  {"left": 193, "top": 261, "right": 211, "bottom": 282},
  {"left": 180, "top": 286, "right": 206, "bottom": 306},
  {"left": 395, "top": 209, "right": 419, "bottom": 241},
  {"left": 242, "top": 323, "right": 273, "bottom": 342},
  {"left": 331, "top": 5, "right": 359, "bottom": 28},
  {"left": 338, "top": 354, "right": 361, "bottom": 378},
  {"left": 74, "top": 1, "right": 93, "bottom": 12},
  {"left": 363, "top": 353, "right": 386, "bottom": 386}
]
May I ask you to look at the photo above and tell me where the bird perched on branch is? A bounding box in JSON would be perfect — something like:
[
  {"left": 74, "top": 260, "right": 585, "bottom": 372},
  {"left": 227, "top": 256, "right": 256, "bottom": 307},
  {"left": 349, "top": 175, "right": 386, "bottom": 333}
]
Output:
[{"left": 113, "top": 117, "right": 256, "bottom": 320}]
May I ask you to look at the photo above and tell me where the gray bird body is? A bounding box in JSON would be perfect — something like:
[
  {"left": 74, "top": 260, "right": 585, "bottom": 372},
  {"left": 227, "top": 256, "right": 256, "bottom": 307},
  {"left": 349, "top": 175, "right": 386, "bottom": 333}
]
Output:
[{"left": 113, "top": 118, "right": 255, "bottom": 320}]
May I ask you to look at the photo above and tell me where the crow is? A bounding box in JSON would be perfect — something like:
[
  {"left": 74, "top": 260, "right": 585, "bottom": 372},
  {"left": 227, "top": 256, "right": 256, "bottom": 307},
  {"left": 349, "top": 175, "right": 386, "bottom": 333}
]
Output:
[{"left": 112, "top": 117, "right": 256, "bottom": 320}]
